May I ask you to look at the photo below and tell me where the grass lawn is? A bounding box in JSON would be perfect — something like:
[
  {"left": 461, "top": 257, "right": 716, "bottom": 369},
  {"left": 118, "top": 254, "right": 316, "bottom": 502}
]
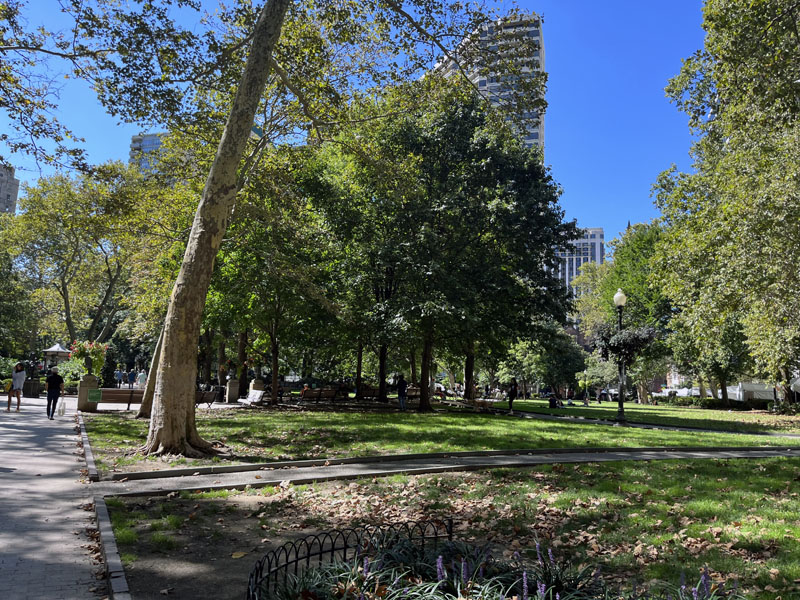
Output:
[
  {"left": 106, "top": 457, "right": 800, "bottom": 600},
  {"left": 487, "top": 398, "right": 800, "bottom": 434},
  {"left": 83, "top": 406, "right": 800, "bottom": 476}
]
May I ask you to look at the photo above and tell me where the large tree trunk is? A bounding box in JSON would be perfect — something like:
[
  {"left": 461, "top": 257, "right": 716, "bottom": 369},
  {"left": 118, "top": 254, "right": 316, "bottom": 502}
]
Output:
[
  {"left": 709, "top": 377, "right": 719, "bottom": 400},
  {"left": 237, "top": 330, "right": 248, "bottom": 398},
  {"left": 464, "top": 342, "right": 475, "bottom": 401},
  {"left": 378, "top": 344, "right": 388, "bottom": 402},
  {"left": 418, "top": 327, "right": 434, "bottom": 412},
  {"left": 355, "top": 341, "right": 363, "bottom": 401},
  {"left": 143, "top": 0, "right": 290, "bottom": 456},
  {"left": 137, "top": 326, "right": 164, "bottom": 418},
  {"left": 409, "top": 348, "right": 417, "bottom": 385},
  {"left": 270, "top": 336, "right": 279, "bottom": 405},
  {"left": 698, "top": 377, "right": 706, "bottom": 399}
]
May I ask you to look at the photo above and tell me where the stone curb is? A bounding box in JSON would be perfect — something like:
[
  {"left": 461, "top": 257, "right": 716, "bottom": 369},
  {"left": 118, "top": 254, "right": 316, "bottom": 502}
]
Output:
[
  {"left": 77, "top": 412, "right": 100, "bottom": 482},
  {"left": 102, "top": 444, "right": 799, "bottom": 482},
  {"left": 95, "top": 497, "right": 132, "bottom": 600}
]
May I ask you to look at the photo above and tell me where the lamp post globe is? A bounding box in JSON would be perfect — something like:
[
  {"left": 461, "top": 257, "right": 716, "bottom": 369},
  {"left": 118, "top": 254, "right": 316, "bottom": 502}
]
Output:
[{"left": 614, "top": 288, "right": 627, "bottom": 423}]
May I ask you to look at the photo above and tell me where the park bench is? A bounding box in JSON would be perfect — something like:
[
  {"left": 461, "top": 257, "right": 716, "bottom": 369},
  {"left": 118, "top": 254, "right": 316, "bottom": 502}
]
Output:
[
  {"left": 359, "top": 385, "right": 380, "bottom": 401},
  {"left": 196, "top": 388, "right": 223, "bottom": 408},
  {"left": 88, "top": 388, "right": 145, "bottom": 410}
]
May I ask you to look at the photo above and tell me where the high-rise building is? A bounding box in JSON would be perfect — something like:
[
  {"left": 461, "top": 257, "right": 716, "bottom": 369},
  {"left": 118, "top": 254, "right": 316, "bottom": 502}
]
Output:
[
  {"left": 555, "top": 227, "right": 604, "bottom": 295},
  {"left": 0, "top": 165, "right": 20, "bottom": 214},
  {"left": 436, "top": 13, "right": 545, "bottom": 149},
  {"left": 129, "top": 133, "right": 163, "bottom": 171}
]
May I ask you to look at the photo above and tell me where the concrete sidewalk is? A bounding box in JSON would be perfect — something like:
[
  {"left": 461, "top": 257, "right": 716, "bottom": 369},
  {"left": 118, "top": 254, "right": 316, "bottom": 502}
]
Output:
[
  {"left": 0, "top": 401, "right": 102, "bottom": 599},
  {"left": 91, "top": 445, "right": 800, "bottom": 498}
]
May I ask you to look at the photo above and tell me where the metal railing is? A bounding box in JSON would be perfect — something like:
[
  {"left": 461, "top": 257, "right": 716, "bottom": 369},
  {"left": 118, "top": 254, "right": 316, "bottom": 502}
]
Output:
[{"left": 246, "top": 519, "right": 454, "bottom": 600}]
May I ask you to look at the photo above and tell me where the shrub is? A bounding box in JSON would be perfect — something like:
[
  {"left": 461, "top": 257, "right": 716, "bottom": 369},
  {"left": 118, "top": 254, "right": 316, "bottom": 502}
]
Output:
[{"left": 265, "top": 537, "right": 743, "bottom": 600}]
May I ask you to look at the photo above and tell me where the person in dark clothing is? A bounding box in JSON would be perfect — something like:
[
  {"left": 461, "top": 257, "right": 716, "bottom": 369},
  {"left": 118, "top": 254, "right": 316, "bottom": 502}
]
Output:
[
  {"left": 127, "top": 369, "right": 136, "bottom": 388},
  {"left": 397, "top": 374, "right": 408, "bottom": 411},
  {"left": 508, "top": 377, "right": 518, "bottom": 414},
  {"left": 45, "top": 367, "right": 65, "bottom": 419}
]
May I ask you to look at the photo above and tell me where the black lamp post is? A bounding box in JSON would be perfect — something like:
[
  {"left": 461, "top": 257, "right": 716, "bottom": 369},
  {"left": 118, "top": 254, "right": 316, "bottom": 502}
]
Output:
[{"left": 613, "top": 288, "right": 627, "bottom": 423}]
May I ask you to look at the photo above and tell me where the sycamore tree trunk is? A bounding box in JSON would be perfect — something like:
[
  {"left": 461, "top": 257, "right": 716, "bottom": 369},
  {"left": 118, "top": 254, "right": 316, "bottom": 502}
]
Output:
[
  {"left": 698, "top": 377, "right": 706, "bottom": 399},
  {"left": 418, "top": 326, "right": 434, "bottom": 412},
  {"left": 464, "top": 342, "right": 475, "bottom": 401},
  {"left": 719, "top": 375, "right": 730, "bottom": 406},
  {"left": 409, "top": 348, "right": 417, "bottom": 385},
  {"left": 709, "top": 377, "right": 719, "bottom": 400},
  {"left": 143, "top": 0, "right": 290, "bottom": 456},
  {"left": 270, "top": 335, "right": 279, "bottom": 405},
  {"left": 137, "top": 326, "right": 164, "bottom": 418},
  {"left": 378, "top": 344, "right": 388, "bottom": 402},
  {"left": 355, "top": 341, "right": 363, "bottom": 401}
]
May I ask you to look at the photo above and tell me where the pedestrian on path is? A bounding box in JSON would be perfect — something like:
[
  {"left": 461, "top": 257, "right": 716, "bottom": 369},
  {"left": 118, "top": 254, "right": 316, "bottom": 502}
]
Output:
[
  {"left": 137, "top": 369, "right": 147, "bottom": 388},
  {"left": 114, "top": 367, "right": 123, "bottom": 388},
  {"left": 45, "top": 366, "right": 65, "bottom": 419},
  {"left": 508, "top": 377, "right": 518, "bottom": 414},
  {"left": 7, "top": 362, "right": 25, "bottom": 412},
  {"left": 127, "top": 369, "right": 136, "bottom": 388},
  {"left": 397, "top": 374, "right": 408, "bottom": 411}
]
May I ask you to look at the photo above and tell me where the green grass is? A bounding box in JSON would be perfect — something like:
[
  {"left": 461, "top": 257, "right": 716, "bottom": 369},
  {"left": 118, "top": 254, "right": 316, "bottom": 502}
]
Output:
[
  {"left": 83, "top": 406, "right": 800, "bottom": 476},
  {"left": 491, "top": 398, "right": 800, "bottom": 434},
  {"left": 150, "top": 531, "right": 179, "bottom": 551}
]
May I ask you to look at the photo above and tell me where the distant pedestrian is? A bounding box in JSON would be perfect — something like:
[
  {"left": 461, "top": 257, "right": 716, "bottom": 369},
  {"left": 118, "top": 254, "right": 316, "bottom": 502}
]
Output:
[
  {"left": 127, "top": 369, "right": 136, "bottom": 389},
  {"left": 7, "top": 362, "right": 25, "bottom": 412},
  {"left": 508, "top": 377, "right": 518, "bottom": 414},
  {"left": 45, "top": 367, "right": 65, "bottom": 420},
  {"left": 114, "top": 367, "right": 123, "bottom": 388},
  {"left": 397, "top": 374, "right": 408, "bottom": 411},
  {"left": 137, "top": 369, "right": 147, "bottom": 388}
]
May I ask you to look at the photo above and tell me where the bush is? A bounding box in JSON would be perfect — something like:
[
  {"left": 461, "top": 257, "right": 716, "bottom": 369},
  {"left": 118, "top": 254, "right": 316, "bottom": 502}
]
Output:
[
  {"left": 0, "top": 357, "right": 21, "bottom": 379},
  {"left": 266, "top": 537, "right": 743, "bottom": 600},
  {"left": 56, "top": 358, "right": 87, "bottom": 382}
]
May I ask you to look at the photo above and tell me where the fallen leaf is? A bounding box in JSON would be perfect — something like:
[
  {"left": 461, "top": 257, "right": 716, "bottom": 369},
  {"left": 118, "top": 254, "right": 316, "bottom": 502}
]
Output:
[{"left": 231, "top": 551, "right": 248, "bottom": 559}]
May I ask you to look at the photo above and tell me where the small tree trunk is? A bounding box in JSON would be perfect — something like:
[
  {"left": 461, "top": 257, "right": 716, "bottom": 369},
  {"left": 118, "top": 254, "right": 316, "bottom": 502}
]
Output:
[
  {"left": 237, "top": 330, "right": 248, "bottom": 398},
  {"left": 144, "top": 0, "right": 290, "bottom": 457},
  {"left": 719, "top": 376, "right": 730, "bottom": 406},
  {"left": 698, "top": 377, "right": 706, "bottom": 399},
  {"left": 217, "top": 338, "right": 227, "bottom": 386},
  {"left": 355, "top": 341, "right": 363, "bottom": 401},
  {"left": 464, "top": 343, "right": 475, "bottom": 401},
  {"left": 409, "top": 348, "right": 417, "bottom": 385},
  {"left": 418, "top": 327, "right": 434, "bottom": 412},
  {"left": 137, "top": 327, "right": 164, "bottom": 418},
  {"left": 270, "top": 337, "right": 279, "bottom": 405},
  {"left": 709, "top": 377, "right": 719, "bottom": 400},
  {"left": 378, "top": 344, "right": 388, "bottom": 402}
]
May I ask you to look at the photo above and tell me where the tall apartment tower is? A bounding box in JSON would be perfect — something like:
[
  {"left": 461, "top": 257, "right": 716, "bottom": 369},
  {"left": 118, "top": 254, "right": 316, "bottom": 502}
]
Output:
[
  {"left": 555, "top": 227, "right": 605, "bottom": 295},
  {"left": 436, "top": 13, "right": 545, "bottom": 149},
  {"left": 0, "top": 165, "right": 21, "bottom": 214},
  {"left": 129, "top": 133, "right": 163, "bottom": 171}
]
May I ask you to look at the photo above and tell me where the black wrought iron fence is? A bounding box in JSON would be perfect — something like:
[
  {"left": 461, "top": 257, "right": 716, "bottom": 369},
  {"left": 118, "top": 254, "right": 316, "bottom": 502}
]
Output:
[{"left": 246, "top": 519, "right": 454, "bottom": 600}]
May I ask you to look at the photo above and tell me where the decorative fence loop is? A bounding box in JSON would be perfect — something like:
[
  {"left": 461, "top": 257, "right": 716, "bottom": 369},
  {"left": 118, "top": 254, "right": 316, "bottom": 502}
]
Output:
[{"left": 246, "top": 518, "right": 454, "bottom": 600}]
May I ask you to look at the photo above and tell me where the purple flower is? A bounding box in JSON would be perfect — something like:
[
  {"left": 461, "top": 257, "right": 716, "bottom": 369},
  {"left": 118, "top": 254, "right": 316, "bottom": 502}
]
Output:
[
  {"left": 692, "top": 587, "right": 699, "bottom": 600},
  {"left": 535, "top": 542, "right": 543, "bottom": 565},
  {"left": 522, "top": 571, "right": 528, "bottom": 600},
  {"left": 548, "top": 548, "right": 555, "bottom": 565},
  {"left": 436, "top": 555, "right": 445, "bottom": 581},
  {"left": 461, "top": 558, "right": 468, "bottom": 585},
  {"left": 363, "top": 557, "right": 369, "bottom": 577},
  {"left": 402, "top": 589, "right": 408, "bottom": 597},
  {"left": 702, "top": 568, "right": 711, "bottom": 597},
  {"left": 513, "top": 551, "right": 521, "bottom": 560},
  {"left": 537, "top": 582, "right": 546, "bottom": 598},
  {"left": 555, "top": 594, "right": 560, "bottom": 600},
  {"left": 479, "top": 565, "right": 485, "bottom": 579}
]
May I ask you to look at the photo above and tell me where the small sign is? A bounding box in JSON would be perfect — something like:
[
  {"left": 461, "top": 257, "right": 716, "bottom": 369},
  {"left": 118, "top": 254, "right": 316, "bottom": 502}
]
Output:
[
  {"left": 243, "top": 390, "right": 265, "bottom": 405},
  {"left": 88, "top": 389, "right": 102, "bottom": 403}
]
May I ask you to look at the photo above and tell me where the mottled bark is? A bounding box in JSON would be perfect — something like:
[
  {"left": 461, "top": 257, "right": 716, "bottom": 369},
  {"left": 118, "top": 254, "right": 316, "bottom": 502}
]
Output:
[
  {"left": 144, "top": 0, "right": 290, "bottom": 456},
  {"left": 137, "top": 327, "right": 164, "bottom": 419}
]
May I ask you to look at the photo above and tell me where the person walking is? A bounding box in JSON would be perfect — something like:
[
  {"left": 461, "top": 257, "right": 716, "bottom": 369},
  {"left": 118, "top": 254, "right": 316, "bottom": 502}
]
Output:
[
  {"left": 127, "top": 369, "right": 136, "bottom": 389},
  {"left": 7, "top": 362, "right": 25, "bottom": 412},
  {"left": 397, "top": 373, "right": 408, "bottom": 411},
  {"left": 45, "top": 367, "right": 65, "bottom": 419},
  {"left": 508, "top": 377, "right": 518, "bottom": 415},
  {"left": 114, "top": 367, "right": 123, "bottom": 388},
  {"left": 137, "top": 369, "right": 147, "bottom": 388}
]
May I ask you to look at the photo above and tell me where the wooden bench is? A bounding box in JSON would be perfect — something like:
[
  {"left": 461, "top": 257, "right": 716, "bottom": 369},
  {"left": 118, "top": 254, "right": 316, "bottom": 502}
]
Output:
[
  {"left": 88, "top": 388, "right": 145, "bottom": 410},
  {"left": 196, "top": 388, "right": 223, "bottom": 408}
]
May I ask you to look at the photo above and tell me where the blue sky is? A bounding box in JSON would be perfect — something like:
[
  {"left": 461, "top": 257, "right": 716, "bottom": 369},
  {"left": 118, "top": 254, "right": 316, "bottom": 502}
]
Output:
[{"left": 11, "top": 1, "right": 706, "bottom": 245}]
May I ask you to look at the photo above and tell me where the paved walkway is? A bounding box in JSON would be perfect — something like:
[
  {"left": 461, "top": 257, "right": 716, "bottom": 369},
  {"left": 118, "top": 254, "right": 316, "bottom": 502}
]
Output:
[
  {"left": 0, "top": 397, "right": 102, "bottom": 600},
  {"left": 91, "top": 445, "right": 800, "bottom": 498}
]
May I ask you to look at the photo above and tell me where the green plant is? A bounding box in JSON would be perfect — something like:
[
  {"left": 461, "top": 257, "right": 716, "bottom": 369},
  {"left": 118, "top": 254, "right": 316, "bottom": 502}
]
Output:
[
  {"left": 68, "top": 340, "right": 108, "bottom": 374},
  {"left": 56, "top": 358, "right": 87, "bottom": 382},
  {"left": 150, "top": 531, "right": 178, "bottom": 551}
]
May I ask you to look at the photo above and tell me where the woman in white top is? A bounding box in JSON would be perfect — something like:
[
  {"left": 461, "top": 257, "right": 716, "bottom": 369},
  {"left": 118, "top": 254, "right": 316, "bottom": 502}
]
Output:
[
  {"left": 7, "top": 362, "right": 25, "bottom": 412},
  {"left": 137, "top": 370, "right": 147, "bottom": 388}
]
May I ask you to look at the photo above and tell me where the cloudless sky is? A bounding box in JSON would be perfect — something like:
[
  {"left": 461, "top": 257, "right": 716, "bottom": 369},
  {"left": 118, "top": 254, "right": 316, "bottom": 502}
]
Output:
[{"left": 11, "top": 0, "right": 706, "bottom": 245}]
